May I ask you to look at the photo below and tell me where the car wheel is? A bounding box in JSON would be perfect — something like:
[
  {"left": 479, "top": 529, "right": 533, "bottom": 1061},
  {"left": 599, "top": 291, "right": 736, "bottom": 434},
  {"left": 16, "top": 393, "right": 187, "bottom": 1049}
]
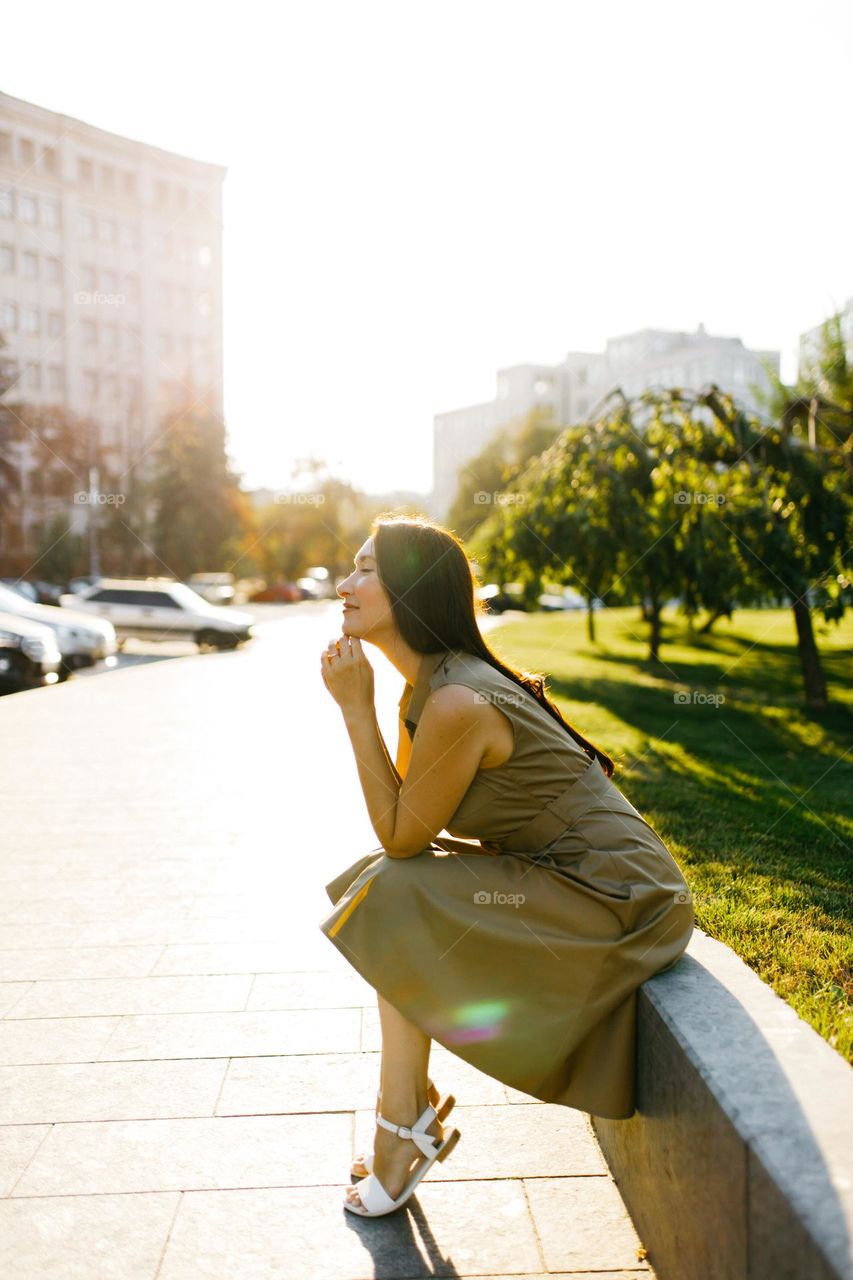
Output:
[{"left": 195, "top": 629, "right": 222, "bottom": 652}]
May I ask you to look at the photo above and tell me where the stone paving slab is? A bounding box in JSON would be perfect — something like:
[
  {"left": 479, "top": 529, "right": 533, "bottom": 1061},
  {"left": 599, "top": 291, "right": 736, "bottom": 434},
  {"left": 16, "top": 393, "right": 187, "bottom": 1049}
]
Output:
[
  {"left": 98, "top": 1007, "right": 363, "bottom": 1060},
  {"left": 0, "top": 1192, "right": 180, "bottom": 1279},
  {"left": 0, "top": 1058, "right": 228, "bottom": 1124},
  {"left": 4, "top": 974, "right": 254, "bottom": 1019}
]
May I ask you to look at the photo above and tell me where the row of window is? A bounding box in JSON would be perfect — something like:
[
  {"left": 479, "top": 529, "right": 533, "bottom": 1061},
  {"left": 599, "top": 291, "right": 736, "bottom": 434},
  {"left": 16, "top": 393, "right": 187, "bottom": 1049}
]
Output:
[
  {"left": 0, "top": 187, "right": 60, "bottom": 229},
  {"left": 1, "top": 287, "right": 213, "bottom": 335},
  {"left": 0, "top": 132, "right": 214, "bottom": 213},
  {"left": 1, "top": 245, "right": 63, "bottom": 283},
  {"left": 7, "top": 359, "right": 209, "bottom": 403},
  {"left": 1, "top": 188, "right": 214, "bottom": 264}
]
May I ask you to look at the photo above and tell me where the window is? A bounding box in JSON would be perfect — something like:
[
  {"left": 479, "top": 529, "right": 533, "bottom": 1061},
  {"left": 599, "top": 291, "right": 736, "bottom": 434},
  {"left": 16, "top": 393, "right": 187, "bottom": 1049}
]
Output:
[
  {"left": 83, "top": 370, "right": 99, "bottom": 398},
  {"left": 81, "top": 319, "right": 98, "bottom": 345},
  {"left": 47, "top": 311, "right": 63, "bottom": 338},
  {"left": 123, "top": 272, "right": 139, "bottom": 301},
  {"left": 0, "top": 188, "right": 12, "bottom": 218},
  {"left": 98, "top": 217, "right": 116, "bottom": 244},
  {"left": 22, "top": 362, "right": 41, "bottom": 390},
  {"left": 79, "top": 157, "right": 94, "bottom": 184},
  {"left": 103, "top": 374, "right": 120, "bottom": 401},
  {"left": 48, "top": 365, "right": 65, "bottom": 394},
  {"left": 120, "top": 221, "right": 139, "bottom": 250},
  {"left": 100, "top": 164, "right": 115, "bottom": 191},
  {"left": 175, "top": 186, "right": 188, "bottom": 211},
  {"left": 18, "top": 194, "right": 37, "bottom": 224},
  {"left": 41, "top": 146, "right": 57, "bottom": 175},
  {"left": 19, "top": 138, "right": 35, "bottom": 167},
  {"left": 21, "top": 306, "right": 40, "bottom": 335},
  {"left": 41, "top": 198, "right": 60, "bottom": 230},
  {"left": 1, "top": 301, "right": 18, "bottom": 330},
  {"left": 22, "top": 252, "right": 39, "bottom": 280},
  {"left": 154, "top": 230, "right": 172, "bottom": 257},
  {"left": 154, "top": 179, "right": 169, "bottom": 207},
  {"left": 102, "top": 270, "right": 117, "bottom": 293},
  {"left": 197, "top": 243, "right": 212, "bottom": 267},
  {"left": 104, "top": 321, "right": 119, "bottom": 347},
  {"left": 0, "top": 244, "right": 15, "bottom": 274},
  {"left": 81, "top": 265, "right": 97, "bottom": 292},
  {"left": 78, "top": 210, "right": 95, "bottom": 239},
  {"left": 196, "top": 291, "right": 211, "bottom": 318},
  {"left": 0, "top": 132, "right": 12, "bottom": 163},
  {"left": 122, "top": 170, "right": 137, "bottom": 198},
  {"left": 140, "top": 591, "right": 180, "bottom": 608},
  {"left": 45, "top": 257, "right": 62, "bottom": 285}
]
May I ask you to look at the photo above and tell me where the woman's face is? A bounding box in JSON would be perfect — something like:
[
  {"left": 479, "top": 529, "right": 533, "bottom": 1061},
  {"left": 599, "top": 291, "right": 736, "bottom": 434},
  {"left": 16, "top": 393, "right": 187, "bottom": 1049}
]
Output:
[{"left": 337, "top": 536, "right": 396, "bottom": 640}]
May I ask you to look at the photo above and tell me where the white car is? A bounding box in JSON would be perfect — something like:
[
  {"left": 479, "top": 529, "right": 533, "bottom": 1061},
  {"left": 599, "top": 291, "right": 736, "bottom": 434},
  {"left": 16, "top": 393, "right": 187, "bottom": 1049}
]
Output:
[
  {"left": 0, "top": 582, "right": 117, "bottom": 679},
  {"left": 61, "top": 578, "right": 255, "bottom": 651},
  {"left": 0, "top": 610, "right": 62, "bottom": 692},
  {"left": 187, "top": 572, "right": 236, "bottom": 606}
]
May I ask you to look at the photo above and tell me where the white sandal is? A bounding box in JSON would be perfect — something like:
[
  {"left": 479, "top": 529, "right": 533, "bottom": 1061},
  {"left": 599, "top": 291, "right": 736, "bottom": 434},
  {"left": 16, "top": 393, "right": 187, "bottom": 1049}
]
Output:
[
  {"left": 343, "top": 1105, "right": 460, "bottom": 1218},
  {"left": 351, "top": 1083, "right": 456, "bottom": 1179}
]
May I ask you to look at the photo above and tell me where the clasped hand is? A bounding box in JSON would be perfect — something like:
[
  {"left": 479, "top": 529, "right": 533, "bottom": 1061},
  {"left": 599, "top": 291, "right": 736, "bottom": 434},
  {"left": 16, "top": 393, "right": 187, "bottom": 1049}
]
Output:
[{"left": 319, "top": 634, "right": 375, "bottom": 714}]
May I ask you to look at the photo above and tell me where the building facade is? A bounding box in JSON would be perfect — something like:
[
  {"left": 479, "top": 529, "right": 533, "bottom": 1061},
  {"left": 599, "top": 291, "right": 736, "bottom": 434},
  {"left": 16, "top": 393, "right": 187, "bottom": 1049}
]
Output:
[
  {"left": 432, "top": 324, "right": 780, "bottom": 519},
  {"left": 798, "top": 296, "right": 853, "bottom": 382},
  {"left": 0, "top": 90, "right": 225, "bottom": 552}
]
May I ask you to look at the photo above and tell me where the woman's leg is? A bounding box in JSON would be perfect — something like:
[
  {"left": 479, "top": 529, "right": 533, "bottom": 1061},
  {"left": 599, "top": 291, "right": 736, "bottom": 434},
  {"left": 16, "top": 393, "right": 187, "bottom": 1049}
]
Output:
[{"left": 345, "top": 994, "right": 440, "bottom": 1207}]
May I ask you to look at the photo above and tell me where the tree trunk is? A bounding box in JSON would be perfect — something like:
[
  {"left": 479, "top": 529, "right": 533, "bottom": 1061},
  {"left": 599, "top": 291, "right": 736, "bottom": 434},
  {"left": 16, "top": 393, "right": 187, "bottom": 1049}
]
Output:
[
  {"left": 647, "top": 590, "right": 662, "bottom": 662},
  {"left": 792, "top": 597, "right": 828, "bottom": 709},
  {"left": 698, "top": 608, "right": 723, "bottom": 635},
  {"left": 586, "top": 603, "right": 596, "bottom": 644}
]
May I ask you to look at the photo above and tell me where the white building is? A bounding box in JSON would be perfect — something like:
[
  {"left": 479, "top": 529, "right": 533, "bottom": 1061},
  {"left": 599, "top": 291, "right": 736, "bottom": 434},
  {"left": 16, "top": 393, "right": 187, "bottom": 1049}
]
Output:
[
  {"left": 0, "top": 90, "right": 225, "bottom": 546},
  {"left": 432, "top": 323, "right": 780, "bottom": 519},
  {"left": 799, "top": 296, "right": 853, "bottom": 382}
]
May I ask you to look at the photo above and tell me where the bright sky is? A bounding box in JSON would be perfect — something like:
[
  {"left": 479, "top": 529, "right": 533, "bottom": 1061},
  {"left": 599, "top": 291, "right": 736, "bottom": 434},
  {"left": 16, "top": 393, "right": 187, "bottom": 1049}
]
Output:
[{"left": 4, "top": 0, "right": 851, "bottom": 496}]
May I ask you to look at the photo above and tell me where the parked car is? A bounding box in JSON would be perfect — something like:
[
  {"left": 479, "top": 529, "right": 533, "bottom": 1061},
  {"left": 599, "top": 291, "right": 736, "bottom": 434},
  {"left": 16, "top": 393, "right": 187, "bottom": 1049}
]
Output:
[
  {"left": 61, "top": 578, "right": 255, "bottom": 651},
  {"left": 0, "top": 610, "right": 62, "bottom": 693},
  {"left": 298, "top": 566, "right": 338, "bottom": 600},
  {"left": 186, "top": 572, "right": 236, "bottom": 606},
  {"left": 0, "top": 582, "right": 117, "bottom": 679},
  {"left": 249, "top": 581, "right": 302, "bottom": 603},
  {"left": 538, "top": 587, "right": 605, "bottom": 612},
  {"left": 476, "top": 583, "right": 530, "bottom": 614},
  {"left": 65, "top": 574, "right": 104, "bottom": 595},
  {"left": 0, "top": 578, "right": 65, "bottom": 606}
]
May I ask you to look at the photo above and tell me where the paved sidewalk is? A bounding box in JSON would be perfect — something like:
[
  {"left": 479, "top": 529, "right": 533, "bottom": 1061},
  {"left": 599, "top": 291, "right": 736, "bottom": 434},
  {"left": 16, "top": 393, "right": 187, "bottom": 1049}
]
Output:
[{"left": 0, "top": 607, "right": 657, "bottom": 1278}]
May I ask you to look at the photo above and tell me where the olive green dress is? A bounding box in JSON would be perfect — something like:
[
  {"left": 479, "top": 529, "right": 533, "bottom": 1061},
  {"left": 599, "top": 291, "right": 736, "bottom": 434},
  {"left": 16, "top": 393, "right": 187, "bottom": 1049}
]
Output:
[{"left": 319, "top": 648, "right": 694, "bottom": 1119}]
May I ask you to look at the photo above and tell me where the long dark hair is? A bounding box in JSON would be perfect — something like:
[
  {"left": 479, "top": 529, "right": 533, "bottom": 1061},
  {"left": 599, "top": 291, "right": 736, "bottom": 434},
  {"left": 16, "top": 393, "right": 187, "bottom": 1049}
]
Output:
[{"left": 371, "top": 513, "right": 615, "bottom": 777}]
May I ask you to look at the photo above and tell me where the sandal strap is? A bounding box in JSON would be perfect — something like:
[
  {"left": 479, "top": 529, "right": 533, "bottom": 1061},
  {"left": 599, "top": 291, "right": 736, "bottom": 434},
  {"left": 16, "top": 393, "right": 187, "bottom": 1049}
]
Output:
[{"left": 376, "top": 1105, "right": 440, "bottom": 1159}]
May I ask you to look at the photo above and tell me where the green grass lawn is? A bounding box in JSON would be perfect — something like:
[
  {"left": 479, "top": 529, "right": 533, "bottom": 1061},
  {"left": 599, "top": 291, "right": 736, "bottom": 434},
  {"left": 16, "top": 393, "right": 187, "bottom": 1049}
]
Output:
[{"left": 487, "top": 605, "right": 853, "bottom": 1062}]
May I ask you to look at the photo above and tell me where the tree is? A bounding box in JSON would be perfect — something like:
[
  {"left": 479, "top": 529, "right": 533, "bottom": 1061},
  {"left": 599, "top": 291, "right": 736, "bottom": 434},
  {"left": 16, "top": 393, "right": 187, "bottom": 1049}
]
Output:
[
  {"left": 447, "top": 406, "right": 561, "bottom": 540},
  {"left": 149, "top": 401, "right": 249, "bottom": 580}
]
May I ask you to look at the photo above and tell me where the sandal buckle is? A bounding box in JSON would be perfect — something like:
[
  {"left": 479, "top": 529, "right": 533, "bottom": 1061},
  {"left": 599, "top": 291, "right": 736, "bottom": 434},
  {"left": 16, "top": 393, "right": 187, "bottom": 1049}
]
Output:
[{"left": 396, "top": 1124, "right": 413, "bottom": 1140}]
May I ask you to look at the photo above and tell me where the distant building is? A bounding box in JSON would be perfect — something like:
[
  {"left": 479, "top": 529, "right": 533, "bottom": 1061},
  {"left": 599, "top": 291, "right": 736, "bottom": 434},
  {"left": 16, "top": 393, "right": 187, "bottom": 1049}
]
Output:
[
  {"left": 798, "top": 296, "right": 853, "bottom": 381},
  {"left": 432, "top": 323, "right": 780, "bottom": 519},
  {"left": 0, "top": 89, "right": 225, "bottom": 552}
]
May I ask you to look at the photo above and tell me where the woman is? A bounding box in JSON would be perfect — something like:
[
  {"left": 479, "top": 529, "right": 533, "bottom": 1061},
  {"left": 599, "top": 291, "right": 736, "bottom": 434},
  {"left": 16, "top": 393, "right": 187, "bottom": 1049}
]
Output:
[{"left": 319, "top": 514, "right": 694, "bottom": 1218}]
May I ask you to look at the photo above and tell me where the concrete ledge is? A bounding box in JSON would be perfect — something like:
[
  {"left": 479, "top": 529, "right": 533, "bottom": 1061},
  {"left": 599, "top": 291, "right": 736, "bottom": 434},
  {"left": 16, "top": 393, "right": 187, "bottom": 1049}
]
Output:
[{"left": 592, "top": 927, "right": 853, "bottom": 1280}]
